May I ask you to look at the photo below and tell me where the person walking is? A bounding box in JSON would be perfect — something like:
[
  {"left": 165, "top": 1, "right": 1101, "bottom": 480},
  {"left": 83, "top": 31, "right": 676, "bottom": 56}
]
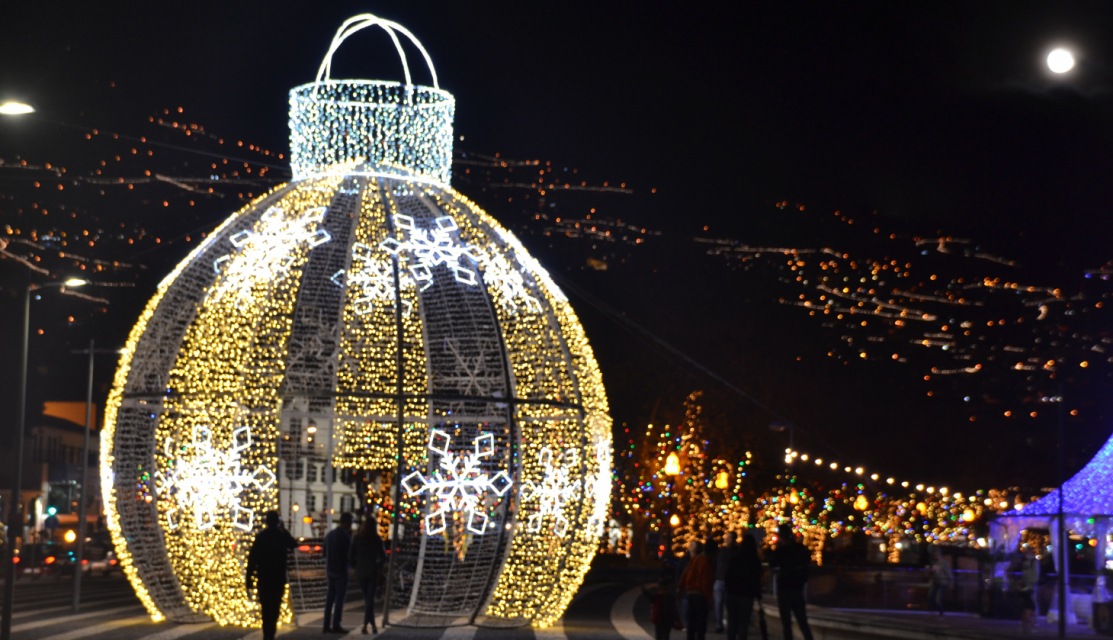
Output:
[
  {"left": 349, "top": 510, "right": 387, "bottom": 635},
  {"left": 1018, "top": 549, "right": 1039, "bottom": 633},
  {"left": 725, "top": 533, "right": 763, "bottom": 640},
  {"left": 926, "top": 546, "right": 952, "bottom": 616},
  {"left": 677, "top": 540, "right": 713, "bottom": 640},
  {"left": 713, "top": 532, "right": 736, "bottom": 632},
  {"left": 642, "top": 578, "right": 679, "bottom": 640},
  {"left": 245, "top": 511, "right": 297, "bottom": 640},
  {"left": 323, "top": 512, "right": 354, "bottom": 633},
  {"left": 675, "top": 539, "right": 692, "bottom": 629},
  {"left": 769, "top": 524, "right": 813, "bottom": 640}
]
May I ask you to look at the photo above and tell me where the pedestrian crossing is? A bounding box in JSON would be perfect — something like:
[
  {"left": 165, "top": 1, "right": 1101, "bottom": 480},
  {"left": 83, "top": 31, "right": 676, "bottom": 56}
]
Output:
[{"left": 1, "top": 576, "right": 648, "bottom": 640}]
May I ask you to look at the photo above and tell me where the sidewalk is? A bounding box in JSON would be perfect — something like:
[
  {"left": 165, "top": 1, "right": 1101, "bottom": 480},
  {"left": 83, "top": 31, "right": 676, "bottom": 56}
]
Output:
[{"left": 763, "top": 604, "right": 1104, "bottom": 640}]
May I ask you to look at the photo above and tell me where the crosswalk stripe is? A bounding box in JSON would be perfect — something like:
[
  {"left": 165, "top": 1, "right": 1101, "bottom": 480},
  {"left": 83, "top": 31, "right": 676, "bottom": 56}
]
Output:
[
  {"left": 12, "top": 591, "right": 136, "bottom": 609},
  {"left": 534, "top": 618, "right": 567, "bottom": 640},
  {"left": 13, "top": 596, "right": 143, "bottom": 619},
  {"left": 36, "top": 615, "right": 148, "bottom": 640},
  {"left": 13, "top": 591, "right": 135, "bottom": 608},
  {"left": 441, "top": 624, "right": 478, "bottom": 640},
  {"left": 236, "top": 623, "right": 296, "bottom": 640},
  {"left": 11, "top": 604, "right": 145, "bottom": 633},
  {"left": 610, "top": 586, "right": 653, "bottom": 640},
  {"left": 296, "top": 597, "right": 363, "bottom": 627},
  {"left": 134, "top": 622, "right": 217, "bottom": 640}
]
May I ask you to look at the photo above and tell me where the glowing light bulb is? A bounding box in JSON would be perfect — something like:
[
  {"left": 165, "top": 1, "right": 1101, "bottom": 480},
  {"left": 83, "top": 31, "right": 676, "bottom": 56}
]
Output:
[
  {"left": 1047, "top": 48, "right": 1075, "bottom": 74},
  {"left": 0, "top": 102, "right": 34, "bottom": 115},
  {"left": 665, "top": 452, "right": 681, "bottom": 476}
]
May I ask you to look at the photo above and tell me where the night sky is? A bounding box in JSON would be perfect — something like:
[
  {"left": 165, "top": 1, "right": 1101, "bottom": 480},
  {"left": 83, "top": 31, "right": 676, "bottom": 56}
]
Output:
[{"left": 3, "top": 2, "right": 1113, "bottom": 492}]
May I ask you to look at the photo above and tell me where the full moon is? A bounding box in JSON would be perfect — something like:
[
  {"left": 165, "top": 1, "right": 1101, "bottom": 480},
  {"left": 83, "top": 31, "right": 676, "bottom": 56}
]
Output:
[{"left": 1047, "top": 48, "right": 1075, "bottom": 74}]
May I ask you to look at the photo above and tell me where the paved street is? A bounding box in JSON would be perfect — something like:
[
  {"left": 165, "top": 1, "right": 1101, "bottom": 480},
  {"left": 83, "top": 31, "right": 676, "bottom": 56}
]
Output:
[
  {"left": 2, "top": 575, "right": 654, "bottom": 640},
  {"left": 10, "top": 573, "right": 1107, "bottom": 640}
]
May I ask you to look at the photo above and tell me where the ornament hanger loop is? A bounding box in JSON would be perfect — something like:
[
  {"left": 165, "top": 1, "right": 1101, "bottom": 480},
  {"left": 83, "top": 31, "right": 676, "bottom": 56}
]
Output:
[{"left": 314, "top": 13, "right": 440, "bottom": 93}]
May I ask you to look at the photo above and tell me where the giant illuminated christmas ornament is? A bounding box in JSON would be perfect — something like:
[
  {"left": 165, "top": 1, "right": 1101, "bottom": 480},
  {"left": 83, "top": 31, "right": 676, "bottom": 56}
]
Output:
[{"left": 100, "top": 14, "right": 611, "bottom": 629}]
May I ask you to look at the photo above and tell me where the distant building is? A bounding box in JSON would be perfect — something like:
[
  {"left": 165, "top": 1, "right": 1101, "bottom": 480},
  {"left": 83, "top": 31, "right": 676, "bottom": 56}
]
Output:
[
  {"left": 276, "top": 411, "right": 365, "bottom": 539},
  {"left": 0, "top": 402, "right": 100, "bottom": 545}
]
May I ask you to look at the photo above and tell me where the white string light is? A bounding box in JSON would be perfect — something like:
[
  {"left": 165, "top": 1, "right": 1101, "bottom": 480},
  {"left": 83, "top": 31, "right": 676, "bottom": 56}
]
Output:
[
  {"left": 402, "top": 430, "right": 513, "bottom": 535},
  {"left": 157, "top": 425, "right": 275, "bottom": 532},
  {"left": 523, "top": 447, "right": 580, "bottom": 537},
  {"left": 209, "top": 205, "right": 330, "bottom": 310}
]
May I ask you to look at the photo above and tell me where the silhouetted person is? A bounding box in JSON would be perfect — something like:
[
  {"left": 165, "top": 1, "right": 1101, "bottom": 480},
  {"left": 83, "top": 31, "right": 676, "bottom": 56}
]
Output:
[
  {"left": 349, "top": 510, "right": 386, "bottom": 635},
  {"left": 677, "top": 540, "right": 713, "bottom": 640},
  {"left": 926, "top": 546, "right": 952, "bottom": 616},
  {"left": 246, "top": 511, "right": 297, "bottom": 640},
  {"left": 769, "top": 524, "right": 813, "bottom": 640},
  {"left": 1018, "top": 549, "right": 1039, "bottom": 633},
  {"left": 324, "top": 512, "right": 354, "bottom": 633},
  {"left": 725, "top": 533, "right": 763, "bottom": 640},
  {"left": 714, "top": 532, "right": 736, "bottom": 632},
  {"left": 642, "top": 578, "right": 679, "bottom": 640}
]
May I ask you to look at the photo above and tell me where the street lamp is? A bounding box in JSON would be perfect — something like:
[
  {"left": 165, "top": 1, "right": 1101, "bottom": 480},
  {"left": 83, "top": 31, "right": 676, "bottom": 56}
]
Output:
[
  {"left": 2, "top": 278, "right": 87, "bottom": 640},
  {"left": 0, "top": 102, "right": 34, "bottom": 116},
  {"left": 663, "top": 452, "right": 681, "bottom": 556},
  {"left": 664, "top": 452, "right": 681, "bottom": 476}
]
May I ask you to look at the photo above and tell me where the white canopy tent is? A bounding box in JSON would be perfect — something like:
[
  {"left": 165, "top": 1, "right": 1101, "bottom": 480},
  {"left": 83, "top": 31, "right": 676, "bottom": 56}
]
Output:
[{"left": 990, "top": 433, "right": 1113, "bottom": 624}]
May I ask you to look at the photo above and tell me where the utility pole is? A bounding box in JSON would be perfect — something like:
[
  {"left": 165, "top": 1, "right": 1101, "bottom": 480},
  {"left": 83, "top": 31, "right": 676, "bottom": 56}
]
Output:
[
  {"left": 74, "top": 339, "right": 94, "bottom": 613},
  {"left": 70, "top": 342, "right": 118, "bottom": 612},
  {"left": 1057, "top": 384, "right": 1066, "bottom": 639},
  {"left": 2, "top": 284, "right": 31, "bottom": 640}
]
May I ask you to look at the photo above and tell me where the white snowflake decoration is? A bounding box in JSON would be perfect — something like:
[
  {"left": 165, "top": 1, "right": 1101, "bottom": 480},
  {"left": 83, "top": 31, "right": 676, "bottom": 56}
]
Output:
[
  {"left": 402, "top": 430, "right": 512, "bottom": 535},
  {"left": 337, "top": 214, "right": 539, "bottom": 314},
  {"left": 585, "top": 439, "right": 612, "bottom": 537},
  {"left": 483, "top": 251, "right": 541, "bottom": 313},
  {"left": 332, "top": 242, "right": 413, "bottom": 316},
  {"left": 156, "top": 425, "right": 276, "bottom": 532},
  {"left": 210, "top": 205, "right": 332, "bottom": 310},
  {"left": 383, "top": 213, "right": 480, "bottom": 291},
  {"left": 522, "top": 447, "right": 581, "bottom": 537}
]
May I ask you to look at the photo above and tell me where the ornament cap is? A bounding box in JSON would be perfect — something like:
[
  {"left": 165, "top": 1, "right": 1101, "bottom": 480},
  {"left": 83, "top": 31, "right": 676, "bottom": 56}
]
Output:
[{"left": 289, "top": 14, "right": 454, "bottom": 183}]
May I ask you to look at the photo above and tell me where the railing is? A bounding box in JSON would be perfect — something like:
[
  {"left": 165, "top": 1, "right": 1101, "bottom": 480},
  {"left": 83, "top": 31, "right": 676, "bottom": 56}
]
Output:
[{"left": 804, "top": 566, "right": 1097, "bottom": 617}]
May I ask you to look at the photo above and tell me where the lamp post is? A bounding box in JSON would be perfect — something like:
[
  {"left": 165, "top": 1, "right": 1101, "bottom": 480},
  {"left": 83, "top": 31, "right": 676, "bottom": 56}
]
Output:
[
  {"left": 770, "top": 421, "right": 795, "bottom": 519},
  {"left": 2, "top": 278, "right": 87, "bottom": 640},
  {"left": 69, "top": 342, "right": 120, "bottom": 613},
  {"left": 664, "top": 451, "right": 681, "bottom": 556}
]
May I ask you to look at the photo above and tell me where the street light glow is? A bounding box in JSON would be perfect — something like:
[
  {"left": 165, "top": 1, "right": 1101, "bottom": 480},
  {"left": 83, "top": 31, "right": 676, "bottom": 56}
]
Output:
[
  {"left": 1047, "top": 48, "right": 1075, "bottom": 74},
  {"left": 664, "top": 451, "right": 681, "bottom": 476},
  {"left": 64, "top": 279, "right": 88, "bottom": 287},
  {"left": 0, "top": 102, "right": 34, "bottom": 115}
]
